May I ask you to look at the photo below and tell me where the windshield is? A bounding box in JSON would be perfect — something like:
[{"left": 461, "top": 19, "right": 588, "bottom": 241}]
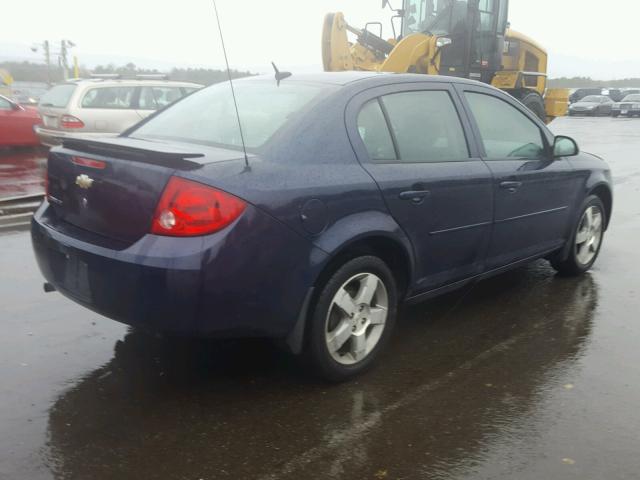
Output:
[
  {"left": 581, "top": 96, "right": 602, "bottom": 103},
  {"left": 39, "top": 84, "right": 77, "bottom": 108},
  {"left": 622, "top": 94, "right": 640, "bottom": 102},
  {"left": 130, "top": 80, "right": 331, "bottom": 150},
  {"left": 403, "top": 0, "right": 469, "bottom": 36}
]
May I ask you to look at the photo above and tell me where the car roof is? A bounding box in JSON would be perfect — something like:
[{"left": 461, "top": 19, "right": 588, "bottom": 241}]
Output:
[
  {"left": 237, "top": 71, "right": 484, "bottom": 88},
  {"left": 61, "top": 79, "right": 203, "bottom": 88}
]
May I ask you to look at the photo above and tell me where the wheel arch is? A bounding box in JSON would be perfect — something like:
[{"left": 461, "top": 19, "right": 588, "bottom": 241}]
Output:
[
  {"left": 286, "top": 215, "right": 415, "bottom": 355},
  {"left": 588, "top": 183, "right": 613, "bottom": 230}
]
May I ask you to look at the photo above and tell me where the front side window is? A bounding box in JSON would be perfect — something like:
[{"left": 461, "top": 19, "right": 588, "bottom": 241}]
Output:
[
  {"left": 380, "top": 90, "right": 469, "bottom": 163},
  {"left": 404, "top": 0, "right": 469, "bottom": 36},
  {"left": 81, "top": 87, "right": 135, "bottom": 109},
  {"left": 130, "top": 81, "right": 330, "bottom": 150},
  {"left": 464, "top": 91, "right": 545, "bottom": 159}
]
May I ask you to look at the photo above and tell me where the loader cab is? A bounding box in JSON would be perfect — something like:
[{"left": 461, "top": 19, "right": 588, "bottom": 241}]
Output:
[{"left": 402, "top": 0, "right": 508, "bottom": 83}]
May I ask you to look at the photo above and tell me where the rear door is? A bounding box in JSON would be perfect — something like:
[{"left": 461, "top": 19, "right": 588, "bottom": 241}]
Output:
[
  {"left": 78, "top": 86, "right": 140, "bottom": 133},
  {"left": 135, "top": 86, "right": 185, "bottom": 120},
  {"left": 346, "top": 82, "right": 494, "bottom": 294},
  {"left": 457, "top": 85, "right": 583, "bottom": 269}
]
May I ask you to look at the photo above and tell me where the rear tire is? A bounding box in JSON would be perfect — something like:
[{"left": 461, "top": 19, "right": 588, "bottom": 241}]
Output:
[
  {"left": 551, "top": 195, "right": 606, "bottom": 276},
  {"left": 306, "top": 256, "right": 398, "bottom": 382}
]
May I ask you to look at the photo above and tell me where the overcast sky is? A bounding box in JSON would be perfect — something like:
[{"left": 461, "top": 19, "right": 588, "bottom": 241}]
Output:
[{"left": 1, "top": 0, "right": 639, "bottom": 79}]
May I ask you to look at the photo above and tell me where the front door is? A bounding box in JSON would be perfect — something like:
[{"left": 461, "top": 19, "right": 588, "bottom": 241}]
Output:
[
  {"left": 458, "top": 85, "right": 583, "bottom": 269},
  {"left": 347, "top": 82, "right": 494, "bottom": 294}
]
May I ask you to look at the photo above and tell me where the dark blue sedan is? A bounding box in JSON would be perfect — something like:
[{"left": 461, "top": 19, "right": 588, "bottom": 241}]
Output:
[{"left": 32, "top": 73, "right": 613, "bottom": 381}]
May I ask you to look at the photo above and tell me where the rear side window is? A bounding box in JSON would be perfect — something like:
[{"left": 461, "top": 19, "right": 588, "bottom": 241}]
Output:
[
  {"left": 381, "top": 91, "right": 470, "bottom": 163},
  {"left": 357, "top": 100, "right": 397, "bottom": 162},
  {"left": 81, "top": 87, "right": 136, "bottom": 109},
  {"left": 138, "top": 86, "right": 183, "bottom": 110},
  {"left": 464, "top": 92, "right": 545, "bottom": 159},
  {"left": 39, "top": 84, "right": 77, "bottom": 108},
  {"left": 130, "top": 81, "right": 330, "bottom": 150}
]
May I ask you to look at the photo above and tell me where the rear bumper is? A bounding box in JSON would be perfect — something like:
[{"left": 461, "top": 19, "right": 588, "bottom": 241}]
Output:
[
  {"left": 35, "top": 126, "right": 117, "bottom": 147},
  {"left": 612, "top": 108, "right": 640, "bottom": 116},
  {"left": 31, "top": 201, "right": 326, "bottom": 338}
]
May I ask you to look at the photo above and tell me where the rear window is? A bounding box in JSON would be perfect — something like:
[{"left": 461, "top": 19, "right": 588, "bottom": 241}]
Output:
[
  {"left": 39, "top": 84, "right": 77, "bottom": 108},
  {"left": 129, "top": 81, "right": 330, "bottom": 150}
]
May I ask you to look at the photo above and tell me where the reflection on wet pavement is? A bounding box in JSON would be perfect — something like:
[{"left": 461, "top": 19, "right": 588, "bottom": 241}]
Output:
[
  {"left": 0, "top": 146, "right": 47, "bottom": 198},
  {"left": 45, "top": 266, "right": 600, "bottom": 480},
  {"left": 1, "top": 117, "right": 640, "bottom": 480}
]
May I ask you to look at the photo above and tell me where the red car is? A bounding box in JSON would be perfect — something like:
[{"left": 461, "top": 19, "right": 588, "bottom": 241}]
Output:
[{"left": 0, "top": 94, "right": 42, "bottom": 146}]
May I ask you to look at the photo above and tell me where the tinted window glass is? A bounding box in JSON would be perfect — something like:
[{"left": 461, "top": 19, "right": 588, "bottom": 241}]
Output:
[
  {"left": 81, "top": 87, "right": 135, "bottom": 109},
  {"left": 465, "top": 92, "right": 545, "bottom": 159},
  {"left": 357, "top": 100, "right": 396, "bottom": 162},
  {"left": 0, "top": 97, "right": 11, "bottom": 110},
  {"left": 131, "top": 81, "right": 330, "bottom": 150},
  {"left": 381, "top": 90, "right": 469, "bottom": 163},
  {"left": 39, "top": 84, "right": 77, "bottom": 108}
]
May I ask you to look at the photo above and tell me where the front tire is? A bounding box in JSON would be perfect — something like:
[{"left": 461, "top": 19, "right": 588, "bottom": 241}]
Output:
[
  {"left": 306, "top": 256, "right": 398, "bottom": 382},
  {"left": 551, "top": 195, "right": 606, "bottom": 276}
]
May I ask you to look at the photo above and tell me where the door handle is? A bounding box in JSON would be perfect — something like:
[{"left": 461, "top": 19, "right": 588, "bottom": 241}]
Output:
[
  {"left": 499, "top": 181, "right": 523, "bottom": 193},
  {"left": 399, "top": 190, "right": 431, "bottom": 203}
]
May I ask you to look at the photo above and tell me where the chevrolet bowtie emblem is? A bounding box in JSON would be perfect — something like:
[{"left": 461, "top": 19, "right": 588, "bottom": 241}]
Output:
[{"left": 75, "top": 174, "right": 94, "bottom": 190}]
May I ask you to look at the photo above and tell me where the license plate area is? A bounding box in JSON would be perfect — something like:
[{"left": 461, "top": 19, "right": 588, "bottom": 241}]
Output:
[
  {"left": 44, "top": 115, "right": 59, "bottom": 128},
  {"left": 51, "top": 244, "right": 92, "bottom": 303}
]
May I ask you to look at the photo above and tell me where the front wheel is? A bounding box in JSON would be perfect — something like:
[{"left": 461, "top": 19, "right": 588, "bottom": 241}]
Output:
[
  {"left": 551, "top": 195, "right": 606, "bottom": 276},
  {"left": 306, "top": 256, "right": 398, "bottom": 382}
]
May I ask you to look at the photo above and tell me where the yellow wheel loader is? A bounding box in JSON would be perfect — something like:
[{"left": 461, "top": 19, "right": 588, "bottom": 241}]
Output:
[{"left": 322, "top": 0, "right": 568, "bottom": 122}]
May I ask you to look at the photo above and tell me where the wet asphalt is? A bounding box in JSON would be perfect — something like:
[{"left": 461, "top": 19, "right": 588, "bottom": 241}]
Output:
[{"left": 1, "top": 117, "right": 639, "bottom": 480}]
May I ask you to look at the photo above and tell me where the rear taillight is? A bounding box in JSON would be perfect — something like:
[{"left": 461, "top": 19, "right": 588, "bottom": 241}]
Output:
[
  {"left": 71, "top": 156, "right": 106, "bottom": 169},
  {"left": 60, "top": 115, "right": 84, "bottom": 129},
  {"left": 151, "top": 177, "right": 246, "bottom": 237}
]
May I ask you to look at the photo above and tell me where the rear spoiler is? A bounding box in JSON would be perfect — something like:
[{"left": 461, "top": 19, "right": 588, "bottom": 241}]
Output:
[{"left": 61, "top": 136, "right": 208, "bottom": 170}]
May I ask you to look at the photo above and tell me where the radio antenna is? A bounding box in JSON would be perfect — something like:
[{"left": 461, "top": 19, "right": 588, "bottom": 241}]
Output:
[{"left": 212, "top": 0, "right": 250, "bottom": 170}]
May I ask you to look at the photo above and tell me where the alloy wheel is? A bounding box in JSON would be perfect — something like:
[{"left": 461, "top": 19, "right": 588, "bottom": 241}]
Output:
[
  {"left": 575, "top": 205, "right": 603, "bottom": 266},
  {"left": 324, "top": 273, "right": 389, "bottom": 365}
]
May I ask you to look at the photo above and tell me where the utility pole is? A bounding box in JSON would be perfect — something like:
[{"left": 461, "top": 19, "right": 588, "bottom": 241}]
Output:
[
  {"left": 31, "top": 40, "right": 52, "bottom": 85},
  {"left": 32, "top": 40, "right": 76, "bottom": 83},
  {"left": 44, "top": 41, "right": 51, "bottom": 85}
]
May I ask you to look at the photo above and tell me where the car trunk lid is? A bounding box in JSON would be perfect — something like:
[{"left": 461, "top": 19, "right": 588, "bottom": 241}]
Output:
[{"left": 46, "top": 136, "right": 245, "bottom": 243}]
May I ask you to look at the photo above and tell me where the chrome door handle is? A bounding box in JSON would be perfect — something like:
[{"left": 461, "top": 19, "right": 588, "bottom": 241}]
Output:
[
  {"left": 499, "top": 181, "right": 523, "bottom": 193},
  {"left": 399, "top": 190, "right": 431, "bottom": 203}
]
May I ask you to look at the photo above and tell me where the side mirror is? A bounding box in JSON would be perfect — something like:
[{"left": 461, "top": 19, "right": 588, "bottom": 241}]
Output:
[{"left": 553, "top": 135, "right": 579, "bottom": 158}]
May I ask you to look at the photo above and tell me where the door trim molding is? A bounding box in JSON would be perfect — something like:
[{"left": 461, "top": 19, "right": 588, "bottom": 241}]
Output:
[{"left": 495, "top": 205, "right": 568, "bottom": 224}]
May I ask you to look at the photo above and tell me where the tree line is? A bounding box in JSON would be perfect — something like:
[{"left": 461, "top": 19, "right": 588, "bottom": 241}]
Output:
[
  {"left": 548, "top": 77, "right": 640, "bottom": 88},
  {"left": 0, "top": 61, "right": 254, "bottom": 86}
]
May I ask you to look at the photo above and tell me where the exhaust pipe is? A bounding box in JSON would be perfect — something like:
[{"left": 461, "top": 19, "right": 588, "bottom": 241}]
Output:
[{"left": 43, "top": 282, "right": 56, "bottom": 293}]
